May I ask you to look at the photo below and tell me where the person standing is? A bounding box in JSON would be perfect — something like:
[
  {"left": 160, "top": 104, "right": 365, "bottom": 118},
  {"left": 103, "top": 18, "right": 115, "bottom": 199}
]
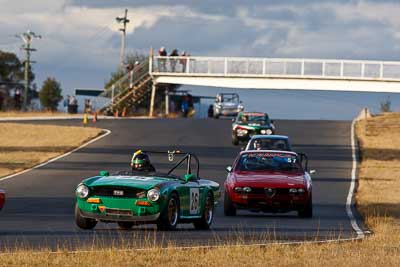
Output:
[
  {"left": 158, "top": 47, "right": 167, "bottom": 72},
  {"left": 169, "top": 49, "right": 179, "bottom": 72},
  {"left": 180, "top": 51, "right": 187, "bottom": 72}
]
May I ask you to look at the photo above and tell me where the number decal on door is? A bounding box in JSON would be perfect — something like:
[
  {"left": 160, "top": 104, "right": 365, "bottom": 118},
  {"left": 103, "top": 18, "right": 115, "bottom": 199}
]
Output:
[{"left": 190, "top": 188, "right": 200, "bottom": 214}]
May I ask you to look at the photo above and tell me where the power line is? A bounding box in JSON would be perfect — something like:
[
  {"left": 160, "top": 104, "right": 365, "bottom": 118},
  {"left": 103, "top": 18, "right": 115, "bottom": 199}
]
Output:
[
  {"left": 116, "top": 9, "right": 129, "bottom": 72},
  {"left": 15, "top": 30, "right": 41, "bottom": 111}
]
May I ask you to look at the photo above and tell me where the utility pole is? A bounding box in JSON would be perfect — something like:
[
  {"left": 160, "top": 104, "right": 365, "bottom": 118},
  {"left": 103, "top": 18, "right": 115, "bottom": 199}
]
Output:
[
  {"left": 116, "top": 9, "right": 130, "bottom": 72},
  {"left": 16, "top": 30, "right": 41, "bottom": 111}
]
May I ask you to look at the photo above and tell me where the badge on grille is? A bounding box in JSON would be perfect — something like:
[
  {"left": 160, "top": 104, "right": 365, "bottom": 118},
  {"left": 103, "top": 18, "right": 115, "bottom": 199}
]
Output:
[
  {"left": 264, "top": 188, "right": 275, "bottom": 197},
  {"left": 113, "top": 190, "right": 124, "bottom": 196}
]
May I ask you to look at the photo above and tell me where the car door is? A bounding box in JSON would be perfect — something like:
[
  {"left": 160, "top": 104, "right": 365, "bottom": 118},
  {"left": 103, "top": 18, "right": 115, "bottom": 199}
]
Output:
[{"left": 179, "top": 179, "right": 203, "bottom": 218}]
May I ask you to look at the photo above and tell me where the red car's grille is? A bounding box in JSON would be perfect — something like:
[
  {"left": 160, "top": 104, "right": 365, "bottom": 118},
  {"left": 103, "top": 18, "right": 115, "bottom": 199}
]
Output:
[
  {"left": 91, "top": 186, "right": 145, "bottom": 198},
  {"left": 251, "top": 188, "right": 289, "bottom": 196}
]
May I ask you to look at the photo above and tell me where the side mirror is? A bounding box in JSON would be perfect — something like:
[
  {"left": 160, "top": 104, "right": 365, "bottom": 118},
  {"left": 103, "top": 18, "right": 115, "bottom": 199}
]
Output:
[
  {"left": 184, "top": 173, "right": 196, "bottom": 182},
  {"left": 99, "top": 170, "right": 109, "bottom": 176},
  {"left": 226, "top": 166, "right": 232, "bottom": 173},
  {"left": 309, "top": 170, "right": 316, "bottom": 175}
]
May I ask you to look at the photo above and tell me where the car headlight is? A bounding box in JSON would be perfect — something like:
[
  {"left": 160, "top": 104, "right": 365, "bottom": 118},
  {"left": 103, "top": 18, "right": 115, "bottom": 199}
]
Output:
[
  {"left": 243, "top": 187, "right": 252, "bottom": 193},
  {"left": 237, "top": 129, "right": 248, "bottom": 136},
  {"left": 76, "top": 184, "right": 89, "bottom": 199},
  {"left": 266, "top": 129, "right": 273, "bottom": 135},
  {"left": 297, "top": 188, "right": 305, "bottom": 194},
  {"left": 234, "top": 187, "right": 243, "bottom": 193},
  {"left": 289, "top": 188, "right": 298, "bottom": 193},
  {"left": 147, "top": 189, "right": 160, "bottom": 202}
]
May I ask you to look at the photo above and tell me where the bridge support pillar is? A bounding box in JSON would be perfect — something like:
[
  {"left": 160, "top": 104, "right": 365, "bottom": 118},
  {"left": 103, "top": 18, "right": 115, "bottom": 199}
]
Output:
[
  {"left": 165, "top": 88, "right": 169, "bottom": 117},
  {"left": 149, "top": 82, "right": 156, "bottom": 117}
]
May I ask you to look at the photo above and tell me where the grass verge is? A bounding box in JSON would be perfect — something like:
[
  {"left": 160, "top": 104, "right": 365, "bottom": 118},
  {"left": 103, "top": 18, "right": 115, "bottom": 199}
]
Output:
[
  {"left": 0, "top": 114, "right": 399, "bottom": 266},
  {"left": 0, "top": 123, "right": 102, "bottom": 177},
  {"left": 0, "top": 111, "right": 85, "bottom": 118}
]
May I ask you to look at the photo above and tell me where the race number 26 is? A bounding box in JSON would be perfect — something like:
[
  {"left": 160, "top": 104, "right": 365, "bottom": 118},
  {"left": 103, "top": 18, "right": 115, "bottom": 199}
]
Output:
[{"left": 190, "top": 188, "right": 200, "bottom": 214}]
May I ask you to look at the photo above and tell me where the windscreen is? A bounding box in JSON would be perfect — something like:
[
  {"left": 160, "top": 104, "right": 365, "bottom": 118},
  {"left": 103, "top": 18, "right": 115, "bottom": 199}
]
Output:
[
  {"left": 221, "top": 94, "right": 239, "bottom": 103},
  {"left": 236, "top": 152, "right": 302, "bottom": 173},
  {"left": 239, "top": 113, "right": 269, "bottom": 125},
  {"left": 248, "top": 138, "right": 289, "bottom": 151}
]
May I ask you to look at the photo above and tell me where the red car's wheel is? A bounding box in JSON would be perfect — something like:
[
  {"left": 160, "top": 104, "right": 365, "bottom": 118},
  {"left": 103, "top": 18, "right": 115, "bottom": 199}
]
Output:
[
  {"left": 298, "top": 194, "right": 313, "bottom": 218},
  {"left": 224, "top": 190, "right": 236, "bottom": 216}
]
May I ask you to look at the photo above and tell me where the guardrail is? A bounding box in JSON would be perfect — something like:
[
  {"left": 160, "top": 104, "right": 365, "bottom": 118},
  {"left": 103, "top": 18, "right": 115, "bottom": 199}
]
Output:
[{"left": 150, "top": 56, "right": 400, "bottom": 81}]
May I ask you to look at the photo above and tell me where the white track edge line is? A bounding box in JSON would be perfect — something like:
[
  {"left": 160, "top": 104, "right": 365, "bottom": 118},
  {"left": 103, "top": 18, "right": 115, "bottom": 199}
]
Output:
[
  {"left": 347, "top": 119, "right": 365, "bottom": 238},
  {"left": 0, "top": 129, "right": 112, "bottom": 182}
]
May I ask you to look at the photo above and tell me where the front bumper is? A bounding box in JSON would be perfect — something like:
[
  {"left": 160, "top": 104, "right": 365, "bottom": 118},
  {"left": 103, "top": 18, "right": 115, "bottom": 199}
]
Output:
[
  {"left": 231, "top": 193, "right": 308, "bottom": 212},
  {"left": 77, "top": 196, "right": 161, "bottom": 222},
  {"left": 80, "top": 209, "right": 160, "bottom": 222}
]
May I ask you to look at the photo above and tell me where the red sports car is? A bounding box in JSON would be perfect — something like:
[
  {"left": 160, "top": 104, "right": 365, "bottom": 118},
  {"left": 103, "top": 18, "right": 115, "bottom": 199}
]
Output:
[
  {"left": 0, "top": 189, "right": 5, "bottom": 211},
  {"left": 224, "top": 150, "right": 313, "bottom": 218}
]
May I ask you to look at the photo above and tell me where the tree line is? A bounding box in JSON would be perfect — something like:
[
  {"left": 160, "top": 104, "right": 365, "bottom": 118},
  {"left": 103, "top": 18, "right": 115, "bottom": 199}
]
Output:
[{"left": 0, "top": 50, "right": 62, "bottom": 111}]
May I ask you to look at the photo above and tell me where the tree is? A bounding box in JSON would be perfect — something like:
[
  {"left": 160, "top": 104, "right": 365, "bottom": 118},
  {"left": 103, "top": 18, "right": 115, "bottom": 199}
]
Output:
[
  {"left": 0, "top": 50, "right": 36, "bottom": 108},
  {"left": 104, "top": 52, "right": 147, "bottom": 89},
  {"left": 39, "top": 77, "right": 62, "bottom": 111}
]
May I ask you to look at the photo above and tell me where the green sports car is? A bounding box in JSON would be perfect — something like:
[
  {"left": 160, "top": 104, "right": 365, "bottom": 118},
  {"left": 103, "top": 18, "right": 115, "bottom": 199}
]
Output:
[{"left": 75, "top": 151, "right": 220, "bottom": 231}]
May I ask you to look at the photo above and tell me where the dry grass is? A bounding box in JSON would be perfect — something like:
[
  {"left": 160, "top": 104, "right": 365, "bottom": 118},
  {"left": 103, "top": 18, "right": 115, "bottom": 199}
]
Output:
[
  {"left": 0, "top": 123, "right": 102, "bottom": 177},
  {"left": 0, "top": 114, "right": 400, "bottom": 266},
  {"left": 0, "top": 111, "right": 84, "bottom": 118}
]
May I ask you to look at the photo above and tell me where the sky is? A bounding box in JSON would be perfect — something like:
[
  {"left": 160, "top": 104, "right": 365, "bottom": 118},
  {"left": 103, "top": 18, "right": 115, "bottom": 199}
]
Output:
[
  {"left": 1, "top": 0, "right": 400, "bottom": 90},
  {"left": 1, "top": 0, "right": 400, "bottom": 119}
]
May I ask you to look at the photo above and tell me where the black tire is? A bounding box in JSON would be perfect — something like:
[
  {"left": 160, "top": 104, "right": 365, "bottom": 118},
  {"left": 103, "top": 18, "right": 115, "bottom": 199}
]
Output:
[
  {"left": 75, "top": 203, "right": 97, "bottom": 230},
  {"left": 157, "top": 192, "right": 180, "bottom": 231},
  {"left": 193, "top": 192, "right": 214, "bottom": 230},
  {"left": 232, "top": 135, "right": 239, "bottom": 146},
  {"left": 224, "top": 190, "right": 236, "bottom": 216},
  {"left": 298, "top": 194, "right": 313, "bottom": 218},
  {"left": 117, "top": 221, "right": 134, "bottom": 230}
]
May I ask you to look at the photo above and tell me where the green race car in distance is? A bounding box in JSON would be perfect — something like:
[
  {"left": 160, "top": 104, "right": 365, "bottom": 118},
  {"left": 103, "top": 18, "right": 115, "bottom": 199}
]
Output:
[
  {"left": 75, "top": 151, "right": 220, "bottom": 231},
  {"left": 232, "top": 112, "right": 276, "bottom": 145}
]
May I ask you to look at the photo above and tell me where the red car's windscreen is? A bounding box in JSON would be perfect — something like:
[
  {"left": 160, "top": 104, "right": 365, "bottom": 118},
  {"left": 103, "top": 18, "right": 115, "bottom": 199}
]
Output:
[{"left": 236, "top": 152, "right": 302, "bottom": 173}]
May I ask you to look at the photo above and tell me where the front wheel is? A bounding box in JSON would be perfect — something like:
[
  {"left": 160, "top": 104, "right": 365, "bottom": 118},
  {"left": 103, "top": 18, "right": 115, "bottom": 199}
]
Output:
[
  {"left": 232, "top": 135, "right": 239, "bottom": 146},
  {"left": 75, "top": 203, "right": 97, "bottom": 230},
  {"left": 224, "top": 190, "right": 236, "bottom": 216},
  {"left": 193, "top": 192, "right": 214, "bottom": 230},
  {"left": 298, "top": 195, "right": 313, "bottom": 218},
  {"left": 157, "top": 192, "right": 180, "bottom": 231}
]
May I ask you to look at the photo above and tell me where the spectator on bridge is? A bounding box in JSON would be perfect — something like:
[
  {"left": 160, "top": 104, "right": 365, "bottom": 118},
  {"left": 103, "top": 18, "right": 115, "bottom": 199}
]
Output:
[
  {"left": 158, "top": 47, "right": 167, "bottom": 72},
  {"left": 169, "top": 49, "right": 179, "bottom": 72},
  {"left": 180, "top": 51, "right": 187, "bottom": 72}
]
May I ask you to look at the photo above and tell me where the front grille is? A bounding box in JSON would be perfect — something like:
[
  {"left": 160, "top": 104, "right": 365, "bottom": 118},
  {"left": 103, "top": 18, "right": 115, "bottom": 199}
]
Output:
[
  {"left": 105, "top": 208, "right": 132, "bottom": 216},
  {"left": 251, "top": 188, "right": 289, "bottom": 196},
  {"left": 91, "top": 186, "right": 145, "bottom": 198}
]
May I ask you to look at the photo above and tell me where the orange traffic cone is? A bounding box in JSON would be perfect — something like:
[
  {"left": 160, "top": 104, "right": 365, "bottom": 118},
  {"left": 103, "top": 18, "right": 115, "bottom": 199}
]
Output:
[
  {"left": 114, "top": 109, "right": 119, "bottom": 118},
  {"left": 92, "top": 112, "right": 97, "bottom": 123},
  {"left": 122, "top": 107, "right": 126, "bottom": 117}
]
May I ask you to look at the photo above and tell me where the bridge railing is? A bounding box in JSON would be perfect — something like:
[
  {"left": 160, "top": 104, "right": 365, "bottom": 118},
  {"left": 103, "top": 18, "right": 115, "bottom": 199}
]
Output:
[{"left": 150, "top": 56, "right": 400, "bottom": 81}]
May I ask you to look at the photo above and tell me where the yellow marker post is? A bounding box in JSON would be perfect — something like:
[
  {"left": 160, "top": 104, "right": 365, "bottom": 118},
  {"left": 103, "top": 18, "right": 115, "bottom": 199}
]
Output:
[{"left": 83, "top": 113, "right": 88, "bottom": 124}]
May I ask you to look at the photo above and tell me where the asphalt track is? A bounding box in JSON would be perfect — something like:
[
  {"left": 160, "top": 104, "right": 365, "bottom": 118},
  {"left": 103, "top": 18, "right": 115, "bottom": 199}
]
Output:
[{"left": 0, "top": 118, "right": 366, "bottom": 250}]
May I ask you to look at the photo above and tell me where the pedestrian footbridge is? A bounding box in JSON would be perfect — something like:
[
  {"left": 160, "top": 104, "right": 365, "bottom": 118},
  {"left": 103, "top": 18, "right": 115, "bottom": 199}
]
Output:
[
  {"left": 94, "top": 54, "right": 400, "bottom": 116},
  {"left": 150, "top": 56, "right": 400, "bottom": 93}
]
